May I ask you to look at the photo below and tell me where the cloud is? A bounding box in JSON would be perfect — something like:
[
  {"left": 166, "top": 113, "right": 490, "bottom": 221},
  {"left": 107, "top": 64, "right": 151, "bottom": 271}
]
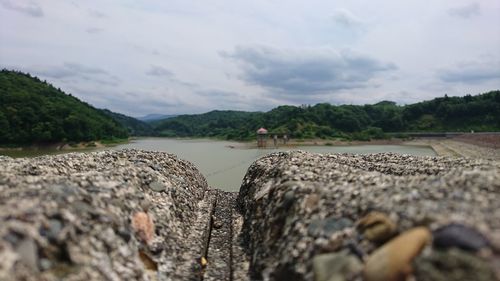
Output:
[
  {"left": 0, "top": 0, "right": 43, "bottom": 17},
  {"left": 437, "top": 59, "right": 500, "bottom": 84},
  {"left": 332, "top": 8, "right": 363, "bottom": 28},
  {"left": 146, "top": 65, "right": 173, "bottom": 77},
  {"left": 222, "top": 45, "right": 396, "bottom": 95},
  {"left": 88, "top": 8, "right": 106, "bottom": 19},
  {"left": 86, "top": 27, "right": 103, "bottom": 34},
  {"left": 35, "top": 62, "right": 108, "bottom": 78},
  {"left": 448, "top": 3, "right": 480, "bottom": 18}
]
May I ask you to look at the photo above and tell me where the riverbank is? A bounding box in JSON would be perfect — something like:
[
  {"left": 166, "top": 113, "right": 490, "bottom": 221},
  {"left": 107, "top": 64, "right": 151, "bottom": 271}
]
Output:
[
  {"left": 0, "top": 138, "right": 130, "bottom": 157},
  {"left": 407, "top": 137, "right": 500, "bottom": 160},
  {"left": 239, "top": 135, "right": 500, "bottom": 160}
]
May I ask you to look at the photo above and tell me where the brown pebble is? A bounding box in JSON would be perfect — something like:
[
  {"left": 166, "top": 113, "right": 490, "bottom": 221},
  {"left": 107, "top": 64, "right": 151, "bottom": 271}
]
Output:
[
  {"left": 132, "top": 212, "right": 155, "bottom": 244},
  {"left": 357, "top": 212, "right": 396, "bottom": 243},
  {"left": 364, "top": 227, "right": 431, "bottom": 281}
]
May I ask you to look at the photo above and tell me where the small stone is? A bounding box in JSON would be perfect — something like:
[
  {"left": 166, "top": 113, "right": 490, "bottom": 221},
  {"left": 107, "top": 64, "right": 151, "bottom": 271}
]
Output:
[
  {"left": 324, "top": 218, "right": 353, "bottom": 237},
  {"left": 414, "top": 248, "right": 495, "bottom": 281},
  {"left": 308, "top": 217, "right": 353, "bottom": 237},
  {"left": 433, "top": 223, "right": 490, "bottom": 252},
  {"left": 47, "top": 219, "right": 64, "bottom": 241},
  {"left": 148, "top": 181, "right": 165, "bottom": 192},
  {"left": 213, "top": 220, "right": 223, "bottom": 229},
  {"left": 304, "top": 194, "right": 320, "bottom": 210},
  {"left": 357, "top": 212, "right": 396, "bottom": 243},
  {"left": 138, "top": 250, "right": 157, "bottom": 271},
  {"left": 281, "top": 191, "right": 295, "bottom": 210},
  {"left": 313, "top": 250, "right": 362, "bottom": 281},
  {"left": 132, "top": 212, "right": 155, "bottom": 244},
  {"left": 16, "top": 238, "right": 39, "bottom": 272},
  {"left": 363, "top": 227, "right": 431, "bottom": 281},
  {"left": 201, "top": 257, "right": 208, "bottom": 267}
]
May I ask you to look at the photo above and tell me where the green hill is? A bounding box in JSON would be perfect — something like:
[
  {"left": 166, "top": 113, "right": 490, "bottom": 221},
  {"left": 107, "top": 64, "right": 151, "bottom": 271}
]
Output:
[
  {"left": 152, "top": 91, "right": 500, "bottom": 141},
  {"left": 0, "top": 70, "right": 128, "bottom": 145},
  {"left": 100, "top": 109, "right": 156, "bottom": 136}
]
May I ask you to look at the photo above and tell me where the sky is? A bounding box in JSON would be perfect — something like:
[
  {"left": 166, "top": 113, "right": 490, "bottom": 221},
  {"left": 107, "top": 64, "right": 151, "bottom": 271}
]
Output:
[{"left": 1, "top": 0, "right": 499, "bottom": 117}]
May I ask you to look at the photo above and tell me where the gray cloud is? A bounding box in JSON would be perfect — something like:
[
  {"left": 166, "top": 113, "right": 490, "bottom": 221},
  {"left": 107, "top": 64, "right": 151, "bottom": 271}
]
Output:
[
  {"left": 438, "top": 59, "right": 500, "bottom": 83},
  {"left": 0, "top": 0, "right": 43, "bottom": 17},
  {"left": 86, "top": 27, "right": 104, "bottom": 34},
  {"left": 146, "top": 65, "right": 173, "bottom": 77},
  {"left": 88, "top": 9, "right": 106, "bottom": 19},
  {"left": 332, "top": 9, "right": 363, "bottom": 28},
  {"left": 36, "top": 62, "right": 108, "bottom": 78},
  {"left": 223, "top": 46, "right": 396, "bottom": 95},
  {"left": 448, "top": 3, "right": 480, "bottom": 18}
]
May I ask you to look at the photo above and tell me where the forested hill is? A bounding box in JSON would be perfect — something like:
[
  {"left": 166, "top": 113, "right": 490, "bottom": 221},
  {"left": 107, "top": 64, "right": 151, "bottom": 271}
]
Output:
[
  {"left": 100, "top": 109, "right": 156, "bottom": 136},
  {"left": 0, "top": 70, "right": 128, "bottom": 145},
  {"left": 153, "top": 91, "right": 500, "bottom": 140}
]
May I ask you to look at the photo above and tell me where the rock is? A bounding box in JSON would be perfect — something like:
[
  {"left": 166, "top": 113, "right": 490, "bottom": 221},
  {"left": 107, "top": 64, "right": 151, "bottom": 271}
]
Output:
[
  {"left": 313, "top": 250, "right": 362, "bottom": 281},
  {"left": 308, "top": 217, "right": 353, "bottom": 237},
  {"left": 16, "top": 238, "right": 39, "bottom": 271},
  {"left": 357, "top": 211, "right": 396, "bottom": 243},
  {"left": 414, "top": 248, "right": 495, "bottom": 281},
  {"left": 47, "top": 218, "right": 64, "bottom": 241},
  {"left": 132, "top": 212, "right": 155, "bottom": 245},
  {"left": 433, "top": 223, "right": 490, "bottom": 252},
  {"left": 363, "top": 227, "right": 431, "bottom": 281},
  {"left": 149, "top": 181, "right": 165, "bottom": 192},
  {"left": 0, "top": 149, "right": 212, "bottom": 280}
]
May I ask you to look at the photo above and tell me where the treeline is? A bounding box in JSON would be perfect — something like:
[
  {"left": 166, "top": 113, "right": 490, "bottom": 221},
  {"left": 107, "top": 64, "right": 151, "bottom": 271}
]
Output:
[
  {"left": 0, "top": 70, "right": 128, "bottom": 145},
  {"left": 2, "top": 69, "right": 499, "bottom": 144},
  {"left": 152, "top": 91, "right": 500, "bottom": 141}
]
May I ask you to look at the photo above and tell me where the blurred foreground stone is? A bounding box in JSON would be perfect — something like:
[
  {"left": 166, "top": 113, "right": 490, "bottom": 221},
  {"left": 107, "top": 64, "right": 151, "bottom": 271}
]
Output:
[{"left": 1, "top": 150, "right": 499, "bottom": 280}]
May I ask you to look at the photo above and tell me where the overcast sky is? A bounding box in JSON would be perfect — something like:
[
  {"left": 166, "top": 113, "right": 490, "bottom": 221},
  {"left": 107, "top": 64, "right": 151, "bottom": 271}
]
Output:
[{"left": 1, "top": 0, "right": 499, "bottom": 116}]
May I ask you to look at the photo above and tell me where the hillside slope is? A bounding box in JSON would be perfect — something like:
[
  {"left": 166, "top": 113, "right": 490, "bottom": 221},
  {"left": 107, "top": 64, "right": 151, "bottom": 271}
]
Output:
[{"left": 0, "top": 70, "right": 128, "bottom": 145}]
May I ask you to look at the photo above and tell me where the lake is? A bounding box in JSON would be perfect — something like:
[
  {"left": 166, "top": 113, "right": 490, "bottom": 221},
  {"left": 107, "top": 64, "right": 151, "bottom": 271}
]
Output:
[{"left": 1, "top": 138, "right": 436, "bottom": 191}]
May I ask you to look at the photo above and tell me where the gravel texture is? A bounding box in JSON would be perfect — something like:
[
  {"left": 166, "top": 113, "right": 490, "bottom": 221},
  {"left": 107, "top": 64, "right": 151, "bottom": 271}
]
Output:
[
  {"left": 0, "top": 149, "right": 212, "bottom": 281},
  {"left": 1, "top": 149, "right": 499, "bottom": 280},
  {"left": 237, "top": 151, "right": 500, "bottom": 280}
]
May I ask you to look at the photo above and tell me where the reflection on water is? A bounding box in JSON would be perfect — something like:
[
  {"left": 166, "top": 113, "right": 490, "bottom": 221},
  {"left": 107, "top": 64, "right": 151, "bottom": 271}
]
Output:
[{"left": 1, "top": 138, "right": 436, "bottom": 191}]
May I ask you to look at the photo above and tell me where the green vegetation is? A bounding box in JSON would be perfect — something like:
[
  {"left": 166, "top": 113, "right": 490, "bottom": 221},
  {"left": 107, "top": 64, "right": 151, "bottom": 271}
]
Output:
[
  {"left": 152, "top": 91, "right": 500, "bottom": 141},
  {"left": 0, "top": 70, "right": 128, "bottom": 145},
  {"left": 2, "top": 69, "right": 498, "bottom": 144},
  {"left": 100, "top": 109, "right": 156, "bottom": 136}
]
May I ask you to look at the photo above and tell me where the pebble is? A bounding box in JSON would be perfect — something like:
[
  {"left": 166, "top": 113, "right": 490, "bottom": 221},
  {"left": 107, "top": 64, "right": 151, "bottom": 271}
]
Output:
[
  {"left": 149, "top": 181, "right": 165, "bottom": 192},
  {"left": 313, "top": 250, "right": 362, "bottom": 281},
  {"left": 132, "top": 212, "right": 155, "bottom": 245},
  {"left": 363, "top": 227, "right": 431, "bottom": 281},
  {"left": 357, "top": 212, "right": 396, "bottom": 243},
  {"left": 414, "top": 248, "right": 495, "bottom": 281},
  {"left": 308, "top": 217, "right": 353, "bottom": 237},
  {"left": 433, "top": 223, "right": 490, "bottom": 252},
  {"left": 16, "top": 238, "right": 38, "bottom": 271}
]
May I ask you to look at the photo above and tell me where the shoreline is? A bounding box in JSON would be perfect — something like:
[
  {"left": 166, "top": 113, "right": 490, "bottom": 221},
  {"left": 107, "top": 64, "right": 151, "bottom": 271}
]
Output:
[
  {"left": 2, "top": 136, "right": 498, "bottom": 160},
  {"left": 0, "top": 138, "right": 130, "bottom": 152}
]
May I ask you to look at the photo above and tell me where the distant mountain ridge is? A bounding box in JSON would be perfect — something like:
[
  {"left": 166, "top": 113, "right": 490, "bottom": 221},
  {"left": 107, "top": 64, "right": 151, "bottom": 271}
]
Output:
[
  {"left": 100, "top": 109, "right": 156, "bottom": 136},
  {"left": 137, "top": 114, "right": 177, "bottom": 122},
  {"left": 152, "top": 91, "right": 500, "bottom": 141}
]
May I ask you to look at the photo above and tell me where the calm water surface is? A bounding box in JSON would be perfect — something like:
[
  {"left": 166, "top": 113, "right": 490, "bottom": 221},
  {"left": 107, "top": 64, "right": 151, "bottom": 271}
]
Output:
[
  {"left": 112, "top": 138, "right": 436, "bottom": 191},
  {"left": 1, "top": 138, "right": 436, "bottom": 191}
]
